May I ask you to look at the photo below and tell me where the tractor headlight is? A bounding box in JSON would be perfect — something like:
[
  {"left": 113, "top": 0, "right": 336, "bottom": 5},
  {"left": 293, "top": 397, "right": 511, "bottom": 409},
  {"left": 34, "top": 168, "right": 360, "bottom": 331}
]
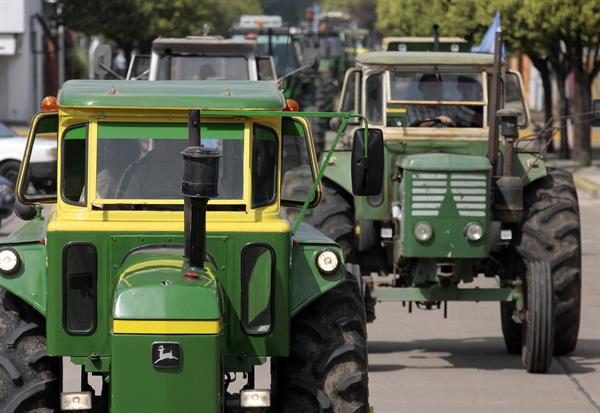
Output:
[
  {"left": 464, "top": 222, "right": 484, "bottom": 241},
  {"left": 414, "top": 222, "right": 433, "bottom": 242},
  {"left": 0, "top": 248, "right": 21, "bottom": 275},
  {"left": 316, "top": 249, "right": 340, "bottom": 275}
]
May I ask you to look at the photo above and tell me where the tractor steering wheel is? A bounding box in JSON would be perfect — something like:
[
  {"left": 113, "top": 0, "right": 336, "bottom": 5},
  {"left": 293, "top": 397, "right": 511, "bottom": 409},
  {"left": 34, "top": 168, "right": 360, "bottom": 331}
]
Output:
[{"left": 409, "top": 117, "right": 456, "bottom": 128}]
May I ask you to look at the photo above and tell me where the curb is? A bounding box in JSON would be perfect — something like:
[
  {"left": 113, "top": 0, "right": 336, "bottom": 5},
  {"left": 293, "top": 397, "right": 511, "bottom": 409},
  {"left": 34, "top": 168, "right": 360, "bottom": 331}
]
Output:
[{"left": 573, "top": 174, "right": 600, "bottom": 198}]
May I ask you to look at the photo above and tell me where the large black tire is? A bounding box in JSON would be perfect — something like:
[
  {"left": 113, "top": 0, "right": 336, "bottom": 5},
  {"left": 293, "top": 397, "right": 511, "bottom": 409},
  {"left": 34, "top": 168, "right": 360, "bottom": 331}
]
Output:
[
  {"left": 272, "top": 278, "right": 369, "bottom": 413},
  {"left": 522, "top": 261, "right": 554, "bottom": 373},
  {"left": 283, "top": 170, "right": 355, "bottom": 262},
  {"left": 0, "top": 160, "right": 21, "bottom": 186},
  {"left": 0, "top": 290, "right": 59, "bottom": 412},
  {"left": 515, "top": 168, "right": 582, "bottom": 355}
]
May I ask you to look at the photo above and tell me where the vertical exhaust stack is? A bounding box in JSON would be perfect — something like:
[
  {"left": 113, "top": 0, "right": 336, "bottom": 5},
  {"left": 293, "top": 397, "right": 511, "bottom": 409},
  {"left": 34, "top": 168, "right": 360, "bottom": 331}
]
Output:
[
  {"left": 432, "top": 24, "right": 440, "bottom": 51},
  {"left": 182, "top": 110, "right": 221, "bottom": 268}
]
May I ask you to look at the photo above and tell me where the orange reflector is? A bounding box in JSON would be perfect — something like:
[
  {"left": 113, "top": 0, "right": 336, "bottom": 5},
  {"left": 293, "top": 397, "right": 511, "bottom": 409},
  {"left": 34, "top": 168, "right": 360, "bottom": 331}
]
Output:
[
  {"left": 245, "top": 33, "right": 257, "bottom": 40},
  {"left": 284, "top": 99, "right": 300, "bottom": 112},
  {"left": 40, "top": 96, "right": 58, "bottom": 111}
]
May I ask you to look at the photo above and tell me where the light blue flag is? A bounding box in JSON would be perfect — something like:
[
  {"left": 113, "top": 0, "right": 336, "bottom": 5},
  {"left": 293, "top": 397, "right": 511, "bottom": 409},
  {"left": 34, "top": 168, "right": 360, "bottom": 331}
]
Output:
[{"left": 472, "top": 11, "right": 506, "bottom": 59}]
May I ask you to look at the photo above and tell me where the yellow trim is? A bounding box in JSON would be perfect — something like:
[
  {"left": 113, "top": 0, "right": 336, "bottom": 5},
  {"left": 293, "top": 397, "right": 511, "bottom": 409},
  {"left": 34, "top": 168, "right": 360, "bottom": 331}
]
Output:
[
  {"left": 386, "top": 108, "right": 407, "bottom": 113},
  {"left": 113, "top": 319, "right": 221, "bottom": 335},
  {"left": 48, "top": 217, "right": 291, "bottom": 233}
]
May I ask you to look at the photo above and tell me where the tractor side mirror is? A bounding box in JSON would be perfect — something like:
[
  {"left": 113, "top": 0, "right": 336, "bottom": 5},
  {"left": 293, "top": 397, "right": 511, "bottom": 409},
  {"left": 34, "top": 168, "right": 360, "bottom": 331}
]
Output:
[
  {"left": 497, "top": 108, "right": 519, "bottom": 140},
  {"left": 593, "top": 99, "right": 600, "bottom": 127},
  {"left": 14, "top": 200, "right": 37, "bottom": 221},
  {"left": 351, "top": 128, "right": 384, "bottom": 196}
]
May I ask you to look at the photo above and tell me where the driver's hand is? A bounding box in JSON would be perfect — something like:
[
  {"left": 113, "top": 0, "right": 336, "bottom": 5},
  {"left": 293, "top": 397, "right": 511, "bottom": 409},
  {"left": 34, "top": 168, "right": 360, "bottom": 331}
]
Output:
[{"left": 437, "top": 115, "right": 453, "bottom": 125}]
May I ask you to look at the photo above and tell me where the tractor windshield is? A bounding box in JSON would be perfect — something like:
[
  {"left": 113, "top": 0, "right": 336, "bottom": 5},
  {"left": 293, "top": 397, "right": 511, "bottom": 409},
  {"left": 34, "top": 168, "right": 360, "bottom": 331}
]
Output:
[
  {"left": 96, "top": 122, "right": 244, "bottom": 200},
  {"left": 233, "top": 34, "right": 301, "bottom": 75},
  {"left": 157, "top": 55, "right": 249, "bottom": 80},
  {"left": 387, "top": 71, "right": 485, "bottom": 128}
]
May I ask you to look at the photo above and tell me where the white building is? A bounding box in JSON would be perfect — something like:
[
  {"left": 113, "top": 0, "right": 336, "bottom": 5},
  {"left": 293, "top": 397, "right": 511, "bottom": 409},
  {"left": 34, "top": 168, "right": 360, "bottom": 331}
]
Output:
[{"left": 0, "top": 0, "right": 44, "bottom": 123}]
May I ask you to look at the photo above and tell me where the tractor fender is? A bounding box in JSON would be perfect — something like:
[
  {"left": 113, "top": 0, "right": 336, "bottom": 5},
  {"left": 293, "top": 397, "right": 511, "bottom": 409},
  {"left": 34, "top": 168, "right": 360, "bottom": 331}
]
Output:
[
  {"left": 0, "top": 217, "right": 48, "bottom": 316},
  {"left": 514, "top": 152, "right": 548, "bottom": 186},
  {"left": 0, "top": 242, "right": 47, "bottom": 316},
  {"left": 290, "top": 223, "right": 348, "bottom": 316}
]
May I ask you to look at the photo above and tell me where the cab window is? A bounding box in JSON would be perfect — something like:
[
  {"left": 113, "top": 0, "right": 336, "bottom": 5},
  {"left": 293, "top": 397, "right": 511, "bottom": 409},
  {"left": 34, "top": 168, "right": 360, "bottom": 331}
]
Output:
[
  {"left": 96, "top": 122, "right": 244, "bottom": 200},
  {"left": 388, "top": 71, "right": 484, "bottom": 128},
  {"left": 365, "top": 73, "right": 383, "bottom": 125},
  {"left": 62, "top": 124, "right": 88, "bottom": 205},
  {"left": 252, "top": 125, "right": 278, "bottom": 208},
  {"left": 157, "top": 56, "right": 249, "bottom": 80}
]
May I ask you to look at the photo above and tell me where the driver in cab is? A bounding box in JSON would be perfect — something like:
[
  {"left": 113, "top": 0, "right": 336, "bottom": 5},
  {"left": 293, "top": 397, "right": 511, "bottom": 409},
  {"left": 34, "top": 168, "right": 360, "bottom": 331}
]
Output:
[
  {"left": 407, "top": 73, "right": 455, "bottom": 127},
  {"left": 407, "top": 73, "right": 484, "bottom": 128}
]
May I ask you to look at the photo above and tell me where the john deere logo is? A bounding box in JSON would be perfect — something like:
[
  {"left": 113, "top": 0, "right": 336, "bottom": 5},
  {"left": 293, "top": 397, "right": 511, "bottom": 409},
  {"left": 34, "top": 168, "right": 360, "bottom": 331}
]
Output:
[{"left": 152, "top": 342, "right": 181, "bottom": 368}]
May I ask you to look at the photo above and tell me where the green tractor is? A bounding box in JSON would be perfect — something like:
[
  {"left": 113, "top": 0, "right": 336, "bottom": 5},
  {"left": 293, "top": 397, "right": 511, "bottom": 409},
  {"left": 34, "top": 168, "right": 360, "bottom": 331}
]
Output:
[
  {"left": 286, "top": 33, "right": 585, "bottom": 373},
  {"left": 231, "top": 15, "right": 346, "bottom": 156},
  {"left": 0, "top": 80, "right": 380, "bottom": 411}
]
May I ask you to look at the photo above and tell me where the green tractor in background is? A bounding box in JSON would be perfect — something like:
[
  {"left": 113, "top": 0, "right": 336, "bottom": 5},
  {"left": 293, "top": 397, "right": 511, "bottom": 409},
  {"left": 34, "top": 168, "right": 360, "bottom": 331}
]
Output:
[
  {"left": 0, "top": 80, "right": 379, "bottom": 411},
  {"left": 231, "top": 14, "right": 368, "bottom": 156},
  {"left": 285, "top": 33, "right": 586, "bottom": 373}
]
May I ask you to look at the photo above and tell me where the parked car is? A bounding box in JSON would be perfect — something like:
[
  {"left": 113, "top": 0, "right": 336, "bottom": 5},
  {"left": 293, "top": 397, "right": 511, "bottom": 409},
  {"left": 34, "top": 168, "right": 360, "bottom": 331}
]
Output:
[
  {"left": 0, "top": 121, "right": 57, "bottom": 192},
  {"left": 0, "top": 176, "right": 15, "bottom": 228}
]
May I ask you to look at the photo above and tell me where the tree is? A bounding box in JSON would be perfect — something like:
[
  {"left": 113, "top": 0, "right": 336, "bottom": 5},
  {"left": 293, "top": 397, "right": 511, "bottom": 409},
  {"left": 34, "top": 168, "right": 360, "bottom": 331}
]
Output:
[
  {"left": 376, "top": 0, "right": 600, "bottom": 164},
  {"left": 59, "top": 0, "right": 262, "bottom": 52},
  {"left": 525, "top": 0, "right": 600, "bottom": 165}
]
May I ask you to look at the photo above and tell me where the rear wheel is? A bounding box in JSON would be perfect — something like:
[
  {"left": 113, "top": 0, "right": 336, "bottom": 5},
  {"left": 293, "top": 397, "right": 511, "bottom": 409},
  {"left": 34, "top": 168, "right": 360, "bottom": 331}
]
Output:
[
  {"left": 522, "top": 262, "right": 554, "bottom": 373},
  {"left": 273, "top": 278, "right": 369, "bottom": 412},
  {"left": 0, "top": 290, "right": 59, "bottom": 412}
]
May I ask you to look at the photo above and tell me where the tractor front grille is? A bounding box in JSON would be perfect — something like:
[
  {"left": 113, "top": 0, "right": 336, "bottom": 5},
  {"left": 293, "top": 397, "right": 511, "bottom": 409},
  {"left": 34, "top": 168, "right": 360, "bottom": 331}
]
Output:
[{"left": 408, "top": 172, "right": 488, "bottom": 218}]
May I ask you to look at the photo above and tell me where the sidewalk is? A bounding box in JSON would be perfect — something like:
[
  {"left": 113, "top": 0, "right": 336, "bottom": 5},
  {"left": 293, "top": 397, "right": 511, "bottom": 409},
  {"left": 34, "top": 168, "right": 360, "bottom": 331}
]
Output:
[{"left": 546, "top": 152, "right": 600, "bottom": 198}]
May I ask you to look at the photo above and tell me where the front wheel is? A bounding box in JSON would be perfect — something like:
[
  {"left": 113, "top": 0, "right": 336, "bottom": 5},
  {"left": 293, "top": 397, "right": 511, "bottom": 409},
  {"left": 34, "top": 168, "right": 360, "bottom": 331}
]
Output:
[
  {"left": 0, "top": 289, "right": 59, "bottom": 412},
  {"left": 272, "top": 278, "right": 369, "bottom": 412},
  {"left": 522, "top": 262, "right": 554, "bottom": 373}
]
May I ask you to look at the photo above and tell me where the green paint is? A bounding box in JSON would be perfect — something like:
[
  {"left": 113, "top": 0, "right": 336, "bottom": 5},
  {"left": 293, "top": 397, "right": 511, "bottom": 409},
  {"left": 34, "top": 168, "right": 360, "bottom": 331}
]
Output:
[
  {"left": 400, "top": 155, "right": 491, "bottom": 259},
  {"left": 399, "top": 153, "right": 492, "bottom": 171},
  {"left": 58, "top": 80, "right": 286, "bottom": 110},
  {"left": 113, "top": 252, "right": 220, "bottom": 321},
  {"left": 64, "top": 125, "right": 87, "bottom": 140},
  {"left": 111, "top": 334, "right": 221, "bottom": 412},
  {"left": 290, "top": 224, "right": 346, "bottom": 316},
  {"left": 0, "top": 242, "right": 47, "bottom": 316},
  {"left": 98, "top": 122, "right": 244, "bottom": 140},
  {"left": 45, "top": 231, "right": 290, "bottom": 361}
]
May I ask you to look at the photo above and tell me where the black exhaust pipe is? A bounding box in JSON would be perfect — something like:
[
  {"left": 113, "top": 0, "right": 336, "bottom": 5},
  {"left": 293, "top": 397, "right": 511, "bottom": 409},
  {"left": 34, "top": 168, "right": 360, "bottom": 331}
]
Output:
[{"left": 182, "top": 110, "right": 220, "bottom": 268}]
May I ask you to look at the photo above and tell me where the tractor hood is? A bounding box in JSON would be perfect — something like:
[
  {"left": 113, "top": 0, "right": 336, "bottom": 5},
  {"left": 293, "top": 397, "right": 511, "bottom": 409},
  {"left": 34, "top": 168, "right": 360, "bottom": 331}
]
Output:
[
  {"left": 400, "top": 153, "right": 491, "bottom": 172},
  {"left": 113, "top": 246, "right": 221, "bottom": 321}
]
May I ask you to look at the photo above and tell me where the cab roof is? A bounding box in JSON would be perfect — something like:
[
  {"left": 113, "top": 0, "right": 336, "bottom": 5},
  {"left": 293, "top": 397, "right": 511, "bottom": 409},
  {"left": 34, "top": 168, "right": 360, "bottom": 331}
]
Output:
[
  {"left": 357, "top": 51, "right": 494, "bottom": 66},
  {"left": 152, "top": 37, "right": 257, "bottom": 54},
  {"left": 58, "top": 80, "right": 285, "bottom": 110}
]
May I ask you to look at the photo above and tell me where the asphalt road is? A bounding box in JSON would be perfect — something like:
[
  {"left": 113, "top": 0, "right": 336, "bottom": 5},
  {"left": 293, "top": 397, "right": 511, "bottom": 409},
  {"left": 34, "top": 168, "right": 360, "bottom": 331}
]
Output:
[{"left": 1, "top": 191, "right": 598, "bottom": 412}]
